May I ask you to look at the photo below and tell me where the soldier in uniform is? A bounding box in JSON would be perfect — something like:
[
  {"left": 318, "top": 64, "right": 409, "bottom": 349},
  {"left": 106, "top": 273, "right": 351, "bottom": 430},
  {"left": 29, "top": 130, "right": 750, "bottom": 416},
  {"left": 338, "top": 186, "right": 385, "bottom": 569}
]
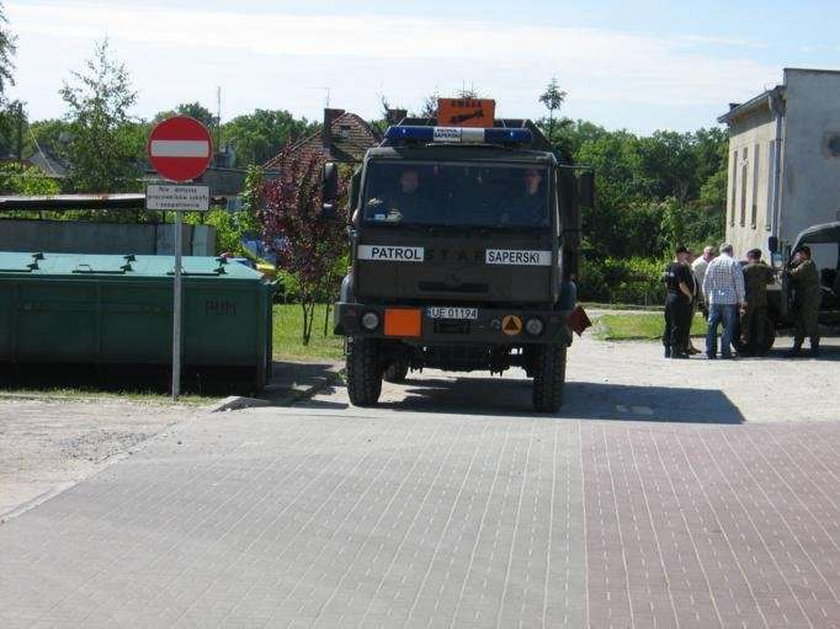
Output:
[
  {"left": 740, "top": 248, "right": 775, "bottom": 356},
  {"left": 785, "top": 245, "right": 821, "bottom": 357},
  {"left": 662, "top": 245, "right": 694, "bottom": 359}
]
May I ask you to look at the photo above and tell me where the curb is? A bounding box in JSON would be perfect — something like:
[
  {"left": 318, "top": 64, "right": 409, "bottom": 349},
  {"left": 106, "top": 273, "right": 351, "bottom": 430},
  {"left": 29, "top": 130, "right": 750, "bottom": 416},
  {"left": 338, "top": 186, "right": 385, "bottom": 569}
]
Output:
[{"left": 207, "top": 366, "right": 345, "bottom": 413}]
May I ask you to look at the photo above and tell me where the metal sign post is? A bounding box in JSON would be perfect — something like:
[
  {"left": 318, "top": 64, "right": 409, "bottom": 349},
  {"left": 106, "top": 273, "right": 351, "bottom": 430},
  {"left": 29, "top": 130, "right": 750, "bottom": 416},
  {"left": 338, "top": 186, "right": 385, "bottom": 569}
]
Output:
[
  {"left": 172, "top": 210, "right": 183, "bottom": 400},
  {"left": 145, "top": 183, "right": 211, "bottom": 400},
  {"left": 146, "top": 115, "right": 213, "bottom": 401}
]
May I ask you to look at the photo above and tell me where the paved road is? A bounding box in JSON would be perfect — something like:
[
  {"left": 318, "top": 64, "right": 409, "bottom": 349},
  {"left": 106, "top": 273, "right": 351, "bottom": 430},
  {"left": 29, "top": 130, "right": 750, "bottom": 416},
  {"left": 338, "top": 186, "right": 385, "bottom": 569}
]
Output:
[{"left": 2, "top": 336, "right": 840, "bottom": 627}]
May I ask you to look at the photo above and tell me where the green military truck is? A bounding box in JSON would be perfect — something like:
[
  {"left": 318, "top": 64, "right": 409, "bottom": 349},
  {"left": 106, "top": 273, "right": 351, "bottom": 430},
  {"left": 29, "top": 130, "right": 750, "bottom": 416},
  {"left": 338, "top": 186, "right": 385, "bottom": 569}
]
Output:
[
  {"left": 767, "top": 223, "right": 840, "bottom": 326},
  {"left": 330, "top": 114, "right": 592, "bottom": 412}
]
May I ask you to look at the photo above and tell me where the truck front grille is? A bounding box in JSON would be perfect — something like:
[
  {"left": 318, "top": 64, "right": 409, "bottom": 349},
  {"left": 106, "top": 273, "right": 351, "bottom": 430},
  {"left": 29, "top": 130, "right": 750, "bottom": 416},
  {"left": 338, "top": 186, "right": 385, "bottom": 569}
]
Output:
[
  {"left": 418, "top": 281, "right": 488, "bottom": 294},
  {"left": 433, "top": 320, "right": 471, "bottom": 334}
]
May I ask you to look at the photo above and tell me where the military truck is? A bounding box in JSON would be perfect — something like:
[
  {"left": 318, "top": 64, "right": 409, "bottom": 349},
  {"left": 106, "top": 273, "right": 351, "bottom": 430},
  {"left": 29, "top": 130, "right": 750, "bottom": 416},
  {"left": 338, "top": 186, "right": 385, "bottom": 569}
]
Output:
[
  {"left": 328, "top": 110, "right": 592, "bottom": 412},
  {"left": 767, "top": 223, "right": 840, "bottom": 327},
  {"left": 733, "top": 224, "right": 840, "bottom": 354}
]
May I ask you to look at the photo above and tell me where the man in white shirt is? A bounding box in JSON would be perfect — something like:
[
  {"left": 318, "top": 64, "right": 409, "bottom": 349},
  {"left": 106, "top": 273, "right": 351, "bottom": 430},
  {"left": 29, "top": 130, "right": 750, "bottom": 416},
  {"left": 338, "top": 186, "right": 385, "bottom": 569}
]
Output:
[
  {"left": 691, "top": 245, "right": 715, "bottom": 316},
  {"left": 702, "top": 243, "right": 745, "bottom": 359}
]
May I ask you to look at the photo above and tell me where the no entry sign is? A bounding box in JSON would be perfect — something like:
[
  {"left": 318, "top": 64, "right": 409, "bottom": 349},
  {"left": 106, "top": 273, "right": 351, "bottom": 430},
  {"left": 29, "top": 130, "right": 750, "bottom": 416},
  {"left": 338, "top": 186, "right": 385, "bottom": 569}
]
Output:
[{"left": 147, "top": 116, "right": 213, "bottom": 182}]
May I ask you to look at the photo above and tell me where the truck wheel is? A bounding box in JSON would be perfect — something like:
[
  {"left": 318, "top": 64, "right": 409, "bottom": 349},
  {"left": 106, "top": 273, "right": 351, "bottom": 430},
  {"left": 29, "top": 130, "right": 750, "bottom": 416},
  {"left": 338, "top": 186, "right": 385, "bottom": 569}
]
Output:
[
  {"left": 383, "top": 359, "right": 409, "bottom": 384},
  {"left": 346, "top": 336, "right": 382, "bottom": 406},
  {"left": 532, "top": 344, "right": 566, "bottom": 413}
]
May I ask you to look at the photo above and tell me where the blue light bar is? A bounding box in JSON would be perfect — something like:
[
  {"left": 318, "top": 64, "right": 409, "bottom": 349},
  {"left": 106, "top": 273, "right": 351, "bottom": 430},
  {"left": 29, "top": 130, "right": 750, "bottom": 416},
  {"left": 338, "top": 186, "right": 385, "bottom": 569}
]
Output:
[
  {"left": 484, "top": 128, "right": 533, "bottom": 144},
  {"left": 385, "top": 126, "right": 533, "bottom": 145},
  {"left": 385, "top": 126, "right": 434, "bottom": 142}
]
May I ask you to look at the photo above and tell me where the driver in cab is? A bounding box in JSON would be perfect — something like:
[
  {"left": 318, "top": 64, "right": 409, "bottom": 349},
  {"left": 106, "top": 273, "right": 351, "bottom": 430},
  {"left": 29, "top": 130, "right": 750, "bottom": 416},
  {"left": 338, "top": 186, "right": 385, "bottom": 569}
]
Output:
[
  {"left": 366, "top": 167, "right": 424, "bottom": 222},
  {"left": 500, "top": 168, "right": 547, "bottom": 226}
]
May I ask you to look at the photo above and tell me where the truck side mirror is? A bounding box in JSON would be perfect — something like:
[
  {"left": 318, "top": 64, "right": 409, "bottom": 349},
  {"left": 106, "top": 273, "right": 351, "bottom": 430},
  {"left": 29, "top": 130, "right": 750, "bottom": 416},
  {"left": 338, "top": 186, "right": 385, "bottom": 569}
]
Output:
[
  {"left": 321, "top": 162, "right": 339, "bottom": 219},
  {"left": 768, "top": 235, "right": 779, "bottom": 254},
  {"left": 578, "top": 171, "right": 595, "bottom": 208}
]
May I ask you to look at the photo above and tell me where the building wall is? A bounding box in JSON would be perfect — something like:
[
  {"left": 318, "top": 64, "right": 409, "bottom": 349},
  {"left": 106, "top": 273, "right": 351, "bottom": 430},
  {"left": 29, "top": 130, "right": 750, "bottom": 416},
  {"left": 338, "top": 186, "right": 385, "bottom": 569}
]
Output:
[
  {"left": 779, "top": 69, "right": 840, "bottom": 247},
  {"left": 725, "top": 108, "right": 777, "bottom": 257}
]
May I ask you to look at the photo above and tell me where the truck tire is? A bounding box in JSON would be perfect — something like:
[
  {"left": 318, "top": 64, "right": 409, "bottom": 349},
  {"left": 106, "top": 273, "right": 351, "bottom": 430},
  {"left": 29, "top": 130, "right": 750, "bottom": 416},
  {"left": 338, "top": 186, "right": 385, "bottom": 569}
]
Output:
[
  {"left": 346, "top": 336, "right": 382, "bottom": 406},
  {"left": 532, "top": 344, "right": 566, "bottom": 413},
  {"left": 383, "top": 359, "right": 409, "bottom": 384}
]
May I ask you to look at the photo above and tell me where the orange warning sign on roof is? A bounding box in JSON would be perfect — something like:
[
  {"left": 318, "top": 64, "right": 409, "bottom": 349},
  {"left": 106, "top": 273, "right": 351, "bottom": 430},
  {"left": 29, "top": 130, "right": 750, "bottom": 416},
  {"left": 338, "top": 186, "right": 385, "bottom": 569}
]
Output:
[{"left": 437, "top": 98, "right": 496, "bottom": 128}]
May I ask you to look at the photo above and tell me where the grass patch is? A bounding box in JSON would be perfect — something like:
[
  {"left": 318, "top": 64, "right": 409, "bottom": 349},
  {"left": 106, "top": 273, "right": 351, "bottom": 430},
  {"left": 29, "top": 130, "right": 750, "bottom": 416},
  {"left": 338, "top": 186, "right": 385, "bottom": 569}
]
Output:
[
  {"left": 595, "top": 311, "right": 707, "bottom": 341},
  {"left": 273, "top": 303, "right": 345, "bottom": 362}
]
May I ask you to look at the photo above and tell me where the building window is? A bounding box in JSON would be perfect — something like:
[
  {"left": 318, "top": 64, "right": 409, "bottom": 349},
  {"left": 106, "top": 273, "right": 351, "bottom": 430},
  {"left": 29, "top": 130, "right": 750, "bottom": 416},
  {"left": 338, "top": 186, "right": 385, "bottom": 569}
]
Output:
[
  {"left": 751, "top": 143, "right": 759, "bottom": 229},
  {"left": 765, "top": 141, "right": 775, "bottom": 231},
  {"left": 739, "top": 147, "right": 748, "bottom": 227},
  {"left": 825, "top": 133, "right": 840, "bottom": 157},
  {"left": 729, "top": 150, "right": 737, "bottom": 227}
]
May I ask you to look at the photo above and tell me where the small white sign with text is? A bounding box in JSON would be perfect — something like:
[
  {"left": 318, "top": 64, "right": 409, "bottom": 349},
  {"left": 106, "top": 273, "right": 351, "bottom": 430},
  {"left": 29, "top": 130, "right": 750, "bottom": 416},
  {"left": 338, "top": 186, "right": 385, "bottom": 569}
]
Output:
[{"left": 146, "top": 184, "right": 210, "bottom": 212}]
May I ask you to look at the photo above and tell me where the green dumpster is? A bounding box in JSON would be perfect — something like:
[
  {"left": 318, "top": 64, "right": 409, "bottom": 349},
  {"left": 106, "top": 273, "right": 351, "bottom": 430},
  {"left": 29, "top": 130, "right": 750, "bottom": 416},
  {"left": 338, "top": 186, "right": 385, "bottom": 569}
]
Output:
[{"left": 0, "top": 252, "right": 274, "bottom": 391}]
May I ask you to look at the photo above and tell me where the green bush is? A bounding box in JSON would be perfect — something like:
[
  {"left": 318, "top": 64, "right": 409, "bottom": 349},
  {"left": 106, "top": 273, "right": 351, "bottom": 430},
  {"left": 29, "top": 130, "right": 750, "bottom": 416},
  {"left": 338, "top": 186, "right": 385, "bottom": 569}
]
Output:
[
  {"left": 580, "top": 256, "right": 667, "bottom": 305},
  {"left": 183, "top": 207, "right": 260, "bottom": 256}
]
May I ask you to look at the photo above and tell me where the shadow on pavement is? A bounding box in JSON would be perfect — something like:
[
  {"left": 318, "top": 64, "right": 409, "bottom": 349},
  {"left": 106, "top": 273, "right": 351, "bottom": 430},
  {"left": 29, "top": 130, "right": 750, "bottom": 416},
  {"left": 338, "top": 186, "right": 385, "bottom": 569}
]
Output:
[
  {"left": 378, "top": 377, "right": 744, "bottom": 424},
  {"left": 762, "top": 344, "right": 840, "bottom": 361},
  {"left": 561, "top": 382, "right": 744, "bottom": 423},
  {"left": 259, "top": 360, "right": 343, "bottom": 405}
]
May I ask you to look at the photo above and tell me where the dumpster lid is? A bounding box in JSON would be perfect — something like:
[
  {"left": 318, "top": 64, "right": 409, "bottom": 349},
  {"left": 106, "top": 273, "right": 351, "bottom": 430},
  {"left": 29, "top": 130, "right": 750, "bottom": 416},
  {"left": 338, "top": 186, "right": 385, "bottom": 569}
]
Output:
[
  {"left": 0, "top": 252, "right": 266, "bottom": 280},
  {"left": 0, "top": 251, "right": 44, "bottom": 272}
]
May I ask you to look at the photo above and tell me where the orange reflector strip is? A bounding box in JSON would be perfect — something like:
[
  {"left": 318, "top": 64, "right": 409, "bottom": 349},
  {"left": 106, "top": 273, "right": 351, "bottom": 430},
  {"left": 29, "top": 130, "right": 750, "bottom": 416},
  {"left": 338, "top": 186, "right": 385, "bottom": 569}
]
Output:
[{"left": 384, "top": 308, "right": 422, "bottom": 337}]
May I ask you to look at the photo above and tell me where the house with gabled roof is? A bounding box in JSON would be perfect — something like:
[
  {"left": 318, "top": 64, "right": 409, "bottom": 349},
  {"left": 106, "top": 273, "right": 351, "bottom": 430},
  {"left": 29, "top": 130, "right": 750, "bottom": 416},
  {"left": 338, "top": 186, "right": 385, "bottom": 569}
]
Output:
[{"left": 263, "top": 108, "right": 383, "bottom": 172}]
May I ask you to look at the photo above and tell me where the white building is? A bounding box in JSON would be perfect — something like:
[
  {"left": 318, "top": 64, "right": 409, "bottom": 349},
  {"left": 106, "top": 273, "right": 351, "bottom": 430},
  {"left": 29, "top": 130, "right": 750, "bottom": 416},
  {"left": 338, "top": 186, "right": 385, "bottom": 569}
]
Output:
[{"left": 718, "top": 68, "right": 840, "bottom": 263}]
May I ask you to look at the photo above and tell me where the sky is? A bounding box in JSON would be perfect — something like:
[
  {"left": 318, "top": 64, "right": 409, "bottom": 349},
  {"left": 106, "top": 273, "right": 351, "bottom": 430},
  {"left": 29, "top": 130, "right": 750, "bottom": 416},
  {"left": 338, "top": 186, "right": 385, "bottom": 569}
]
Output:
[{"left": 6, "top": 0, "right": 840, "bottom": 134}]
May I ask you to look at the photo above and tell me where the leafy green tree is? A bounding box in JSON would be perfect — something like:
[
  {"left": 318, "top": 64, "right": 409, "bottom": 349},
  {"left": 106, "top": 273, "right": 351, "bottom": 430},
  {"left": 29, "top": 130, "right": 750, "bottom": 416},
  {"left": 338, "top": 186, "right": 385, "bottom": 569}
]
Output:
[
  {"left": 153, "top": 102, "right": 218, "bottom": 135},
  {"left": 0, "top": 162, "right": 60, "bottom": 195},
  {"left": 0, "top": 2, "right": 15, "bottom": 102},
  {"left": 26, "top": 118, "right": 71, "bottom": 158},
  {"left": 638, "top": 131, "right": 698, "bottom": 203},
  {"left": 0, "top": 5, "right": 20, "bottom": 158},
  {"left": 221, "top": 110, "right": 313, "bottom": 168},
  {"left": 0, "top": 99, "right": 24, "bottom": 159},
  {"left": 59, "top": 38, "right": 141, "bottom": 192},
  {"left": 539, "top": 77, "right": 566, "bottom": 142}
]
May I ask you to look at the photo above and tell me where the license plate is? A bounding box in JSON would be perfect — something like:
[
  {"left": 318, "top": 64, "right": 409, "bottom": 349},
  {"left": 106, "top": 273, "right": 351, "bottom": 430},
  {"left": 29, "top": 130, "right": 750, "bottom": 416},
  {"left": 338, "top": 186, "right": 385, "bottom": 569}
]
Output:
[{"left": 426, "top": 306, "right": 478, "bottom": 320}]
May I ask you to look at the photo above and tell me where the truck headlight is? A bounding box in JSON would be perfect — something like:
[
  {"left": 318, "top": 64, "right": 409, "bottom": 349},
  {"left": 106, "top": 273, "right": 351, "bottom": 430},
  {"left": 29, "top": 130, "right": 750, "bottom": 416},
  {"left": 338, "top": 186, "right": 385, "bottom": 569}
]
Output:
[
  {"left": 360, "top": 311, "right": 380, "bottom": 330},
  {"left": 525, "top": 317, "right": 544, "bottom": 337}
]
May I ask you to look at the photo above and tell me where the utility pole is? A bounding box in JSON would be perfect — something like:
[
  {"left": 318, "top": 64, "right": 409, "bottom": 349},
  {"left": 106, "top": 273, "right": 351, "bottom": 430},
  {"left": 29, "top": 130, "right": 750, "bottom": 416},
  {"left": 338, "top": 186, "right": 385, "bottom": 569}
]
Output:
[
  {"left": 216, "top": 86, "right": 222, "bottom": 163},
  {"left": 14, "top": 101, "right": 24, "bottom": 168}
]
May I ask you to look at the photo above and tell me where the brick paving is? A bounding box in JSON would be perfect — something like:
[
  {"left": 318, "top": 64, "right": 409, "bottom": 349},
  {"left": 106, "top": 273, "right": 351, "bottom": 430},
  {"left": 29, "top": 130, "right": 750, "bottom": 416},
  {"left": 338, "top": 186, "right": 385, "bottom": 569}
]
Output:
[
  {"left": 582, "top": 421, "right": 840, "bottom": 628},
  {"left": 2, "top": 406, "right": 840, "bottom": 627}
]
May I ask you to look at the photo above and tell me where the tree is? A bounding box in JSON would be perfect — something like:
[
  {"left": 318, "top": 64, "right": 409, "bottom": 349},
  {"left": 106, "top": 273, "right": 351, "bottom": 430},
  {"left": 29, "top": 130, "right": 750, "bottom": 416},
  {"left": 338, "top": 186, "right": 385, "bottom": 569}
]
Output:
[
  {"left": 0, "top": 5, "right": 20, "bottom": 159},
  {"left": 221, "top": 110, "right": 314, "bottom": 168},
  {"left": 0, "top": 2, "right": 16, "bottom": 102},
  {"left": 638, "top": 131, "right": 697, "bottom": 203},
  {"left": 0, "top": 162, "right": 60, "bottom": 195},
  {"left": 415, "top": 87, "right": 479, "bottom": 119},
  {"left": 261, "top": 150, "right": 349, "bottom": 345},
  {"left": 59, "top": 38, "right": 141, "bottom": 192},
  {"left": 539, "top": 77, "right": 566, "bottom": 142},
  {"left": 153, "top": 102, "right": 218, "bottom": 132},
  {"left": 0, "top": 99, "right": 24, "bottom": 159}
]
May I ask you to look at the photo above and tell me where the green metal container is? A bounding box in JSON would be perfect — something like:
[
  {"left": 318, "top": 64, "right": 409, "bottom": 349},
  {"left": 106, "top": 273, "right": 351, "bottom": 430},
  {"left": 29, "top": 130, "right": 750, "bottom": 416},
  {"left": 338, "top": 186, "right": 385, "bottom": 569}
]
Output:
[{"left": 0, "top": 252, "right": 274, "bottom": 391}]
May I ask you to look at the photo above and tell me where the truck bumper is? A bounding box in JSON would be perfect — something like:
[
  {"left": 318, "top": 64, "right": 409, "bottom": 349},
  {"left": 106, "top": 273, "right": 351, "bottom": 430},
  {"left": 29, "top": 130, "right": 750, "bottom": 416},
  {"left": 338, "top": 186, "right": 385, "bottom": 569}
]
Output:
[{"left": 335, "top": 302, "right": 575, "bottom": 346}]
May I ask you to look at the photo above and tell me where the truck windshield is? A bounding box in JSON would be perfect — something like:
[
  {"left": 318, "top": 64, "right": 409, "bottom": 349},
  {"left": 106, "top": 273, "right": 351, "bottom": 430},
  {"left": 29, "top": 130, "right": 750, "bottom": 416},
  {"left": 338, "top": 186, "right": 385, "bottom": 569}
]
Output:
[{"left": 361, "top": 161, "right": 550, "bottom": 228}]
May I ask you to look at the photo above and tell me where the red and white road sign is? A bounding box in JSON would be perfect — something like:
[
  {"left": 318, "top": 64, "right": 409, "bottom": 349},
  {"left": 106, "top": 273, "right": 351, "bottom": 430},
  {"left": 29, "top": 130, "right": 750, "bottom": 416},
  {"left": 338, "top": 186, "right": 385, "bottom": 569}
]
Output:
[{"left": 147, "top": 116, "right": 213, "bottom": 182}]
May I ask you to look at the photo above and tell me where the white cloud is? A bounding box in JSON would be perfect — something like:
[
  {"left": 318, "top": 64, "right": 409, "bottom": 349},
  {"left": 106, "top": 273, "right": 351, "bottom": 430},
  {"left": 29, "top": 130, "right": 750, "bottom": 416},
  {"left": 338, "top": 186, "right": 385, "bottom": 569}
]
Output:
[{"left": 6, "top": 1, "right": 780, "bottom": 131}]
